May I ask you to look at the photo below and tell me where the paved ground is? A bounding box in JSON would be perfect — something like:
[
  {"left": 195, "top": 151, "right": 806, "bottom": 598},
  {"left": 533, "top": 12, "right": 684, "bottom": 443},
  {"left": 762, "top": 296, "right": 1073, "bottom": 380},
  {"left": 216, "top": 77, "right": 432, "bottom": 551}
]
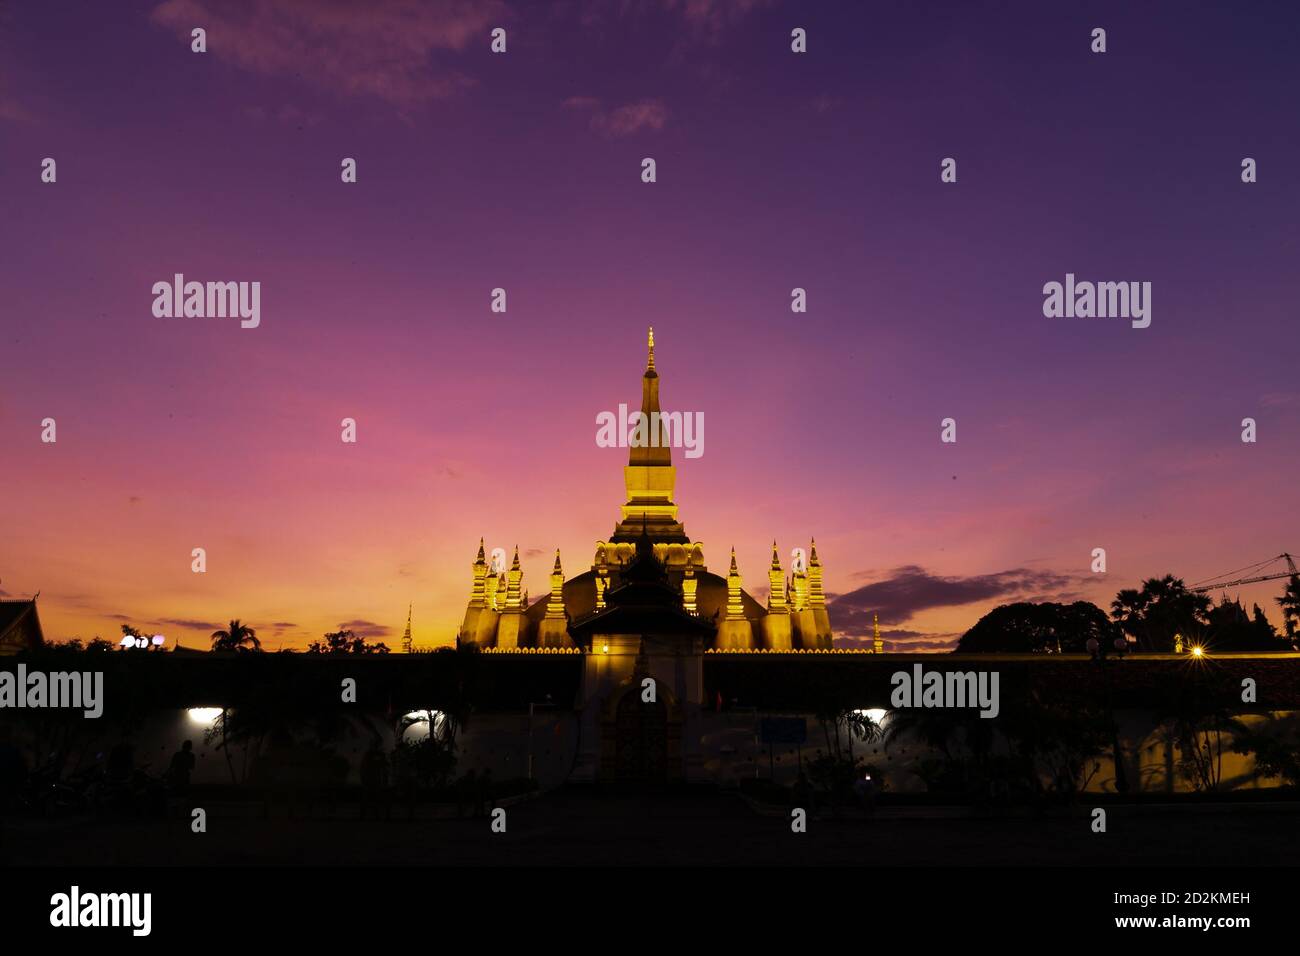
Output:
[{"left": 4, "top": 787, "right": 1298, "bottom": 866}]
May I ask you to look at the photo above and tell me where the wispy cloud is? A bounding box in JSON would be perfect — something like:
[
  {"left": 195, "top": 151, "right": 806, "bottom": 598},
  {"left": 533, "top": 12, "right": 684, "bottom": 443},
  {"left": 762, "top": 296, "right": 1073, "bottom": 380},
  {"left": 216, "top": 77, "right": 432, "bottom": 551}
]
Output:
[
  {"left": 150, "top": 0, "right": 507, "bottom": 110},
  {"left": 565, "top": 96, "right": 669, "bottom": 136}
]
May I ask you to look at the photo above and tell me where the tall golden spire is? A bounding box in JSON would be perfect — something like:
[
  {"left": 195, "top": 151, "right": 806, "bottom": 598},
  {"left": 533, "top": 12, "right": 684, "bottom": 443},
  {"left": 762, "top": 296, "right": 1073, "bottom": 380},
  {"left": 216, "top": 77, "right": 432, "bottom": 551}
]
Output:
[
  {"left": 631, "top": 327, "right": 668, "bottom": 467},
  {"left": 402, "top": 604, "right": 413, "bottom": 653},
  {"left": 613, "top": 328, "right": 685, "bottom": 542}
]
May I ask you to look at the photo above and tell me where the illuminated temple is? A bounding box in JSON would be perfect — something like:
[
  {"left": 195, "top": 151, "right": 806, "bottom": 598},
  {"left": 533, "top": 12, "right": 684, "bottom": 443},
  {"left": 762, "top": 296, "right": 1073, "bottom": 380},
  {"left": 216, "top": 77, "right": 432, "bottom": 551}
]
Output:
[{"left": 456, "top": 329, "right": 835, "bottom": 653}]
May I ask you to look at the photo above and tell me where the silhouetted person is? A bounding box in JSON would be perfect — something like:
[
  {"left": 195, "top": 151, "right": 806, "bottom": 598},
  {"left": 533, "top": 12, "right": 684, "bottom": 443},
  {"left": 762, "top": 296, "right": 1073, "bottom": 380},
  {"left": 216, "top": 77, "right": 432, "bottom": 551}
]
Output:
[
  {"left": 166, "top": 740, "right": 196, "bottom": 798},
  {"left": 360, "top": 741, "right": 389, "bottom": 820}
]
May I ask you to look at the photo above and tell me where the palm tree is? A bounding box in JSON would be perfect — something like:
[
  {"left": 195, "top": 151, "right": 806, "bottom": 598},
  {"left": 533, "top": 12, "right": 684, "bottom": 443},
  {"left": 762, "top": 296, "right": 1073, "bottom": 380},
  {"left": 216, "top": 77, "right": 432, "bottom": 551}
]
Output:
[
  {"left": 210, "top": 619, "right": 261, "bottom": 653},
  {"left": 1110, "top": 588, "right": 1149, "bottom": 647},
  {"left": 1276, "top": 575, "right": 1300, "bottom": 646}
]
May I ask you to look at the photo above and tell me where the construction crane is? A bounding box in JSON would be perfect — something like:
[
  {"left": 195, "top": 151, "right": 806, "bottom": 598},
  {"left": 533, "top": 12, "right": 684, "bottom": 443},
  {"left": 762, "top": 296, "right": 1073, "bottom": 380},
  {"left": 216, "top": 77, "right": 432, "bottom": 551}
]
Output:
[{"left": 1188, "top": 553, "right": 1299, "bottom": 593}]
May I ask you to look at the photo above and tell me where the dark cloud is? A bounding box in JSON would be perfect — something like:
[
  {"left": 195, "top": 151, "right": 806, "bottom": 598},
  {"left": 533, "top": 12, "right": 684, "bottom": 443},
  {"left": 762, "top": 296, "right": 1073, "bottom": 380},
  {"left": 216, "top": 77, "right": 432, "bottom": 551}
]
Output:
[
  {"left": 273, "top": 622, "right": 297, "bottom": 629},
  {"left": 156, "top": 617, "right": 217, "bottom": 631},
  {"left": 828, "top": 565, "right": 1081, "bottom": 637},
  {"left": 337, "top": 619, "right": 392, "bottom": 638}
]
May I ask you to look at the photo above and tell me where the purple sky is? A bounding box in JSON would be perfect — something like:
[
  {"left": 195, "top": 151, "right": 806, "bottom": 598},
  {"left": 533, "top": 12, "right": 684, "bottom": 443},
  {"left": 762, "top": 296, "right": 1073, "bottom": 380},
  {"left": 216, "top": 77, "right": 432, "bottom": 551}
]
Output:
[{"left": 2, "top": 0, "right": 1298, "bottom": 650}]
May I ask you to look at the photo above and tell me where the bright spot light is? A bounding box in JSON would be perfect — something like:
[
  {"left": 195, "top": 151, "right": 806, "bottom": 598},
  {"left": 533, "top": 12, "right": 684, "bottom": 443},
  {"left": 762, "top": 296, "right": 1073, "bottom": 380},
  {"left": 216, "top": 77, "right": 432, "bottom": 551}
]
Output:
[
  {"left": 187, "top": 707, "right": 222, "bottom": 725},
  {"left": 854, "top": 708, "right": 889, "bottom": 727},
  {"left": 401, "top": 710, "right": 446, "bottom": 742},
  {"left": 602, "top": 643, "right": 609, "bottom": 654},
  {"left": 151, "top": 634, "right": 165, "bottom": 646},
  {"left": 1191, "top": 646, "right": 1204, "bottom": 658}
]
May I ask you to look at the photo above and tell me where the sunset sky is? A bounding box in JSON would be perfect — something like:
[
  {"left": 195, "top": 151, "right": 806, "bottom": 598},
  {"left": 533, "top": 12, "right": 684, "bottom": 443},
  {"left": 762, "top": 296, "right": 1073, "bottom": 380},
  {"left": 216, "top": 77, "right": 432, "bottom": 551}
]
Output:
[{"left": 2, "top": 0, "right": 1298, "bottom": 651}]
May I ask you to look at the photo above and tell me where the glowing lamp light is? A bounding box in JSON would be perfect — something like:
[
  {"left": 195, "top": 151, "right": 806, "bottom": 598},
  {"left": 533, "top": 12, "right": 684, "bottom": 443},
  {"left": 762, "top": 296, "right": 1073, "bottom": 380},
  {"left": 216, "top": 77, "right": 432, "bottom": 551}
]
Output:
[
  {"left": 602, "top": 643, "right": 609, "bottom": 654},
  {"left": 151, "top": 634, "right": 165, "bottom": 646},
  {"left": 187, "top": 707, "right": 223, "bottom": 725},
  {"left": 856, "top": 708, "right": 889, "bottom": 727},
  {"left": 400, "top": 709, "right": 446, "bottom": 742},
  {"left": 1191, "top": 646, "right": 1205, "bottom": 658}
]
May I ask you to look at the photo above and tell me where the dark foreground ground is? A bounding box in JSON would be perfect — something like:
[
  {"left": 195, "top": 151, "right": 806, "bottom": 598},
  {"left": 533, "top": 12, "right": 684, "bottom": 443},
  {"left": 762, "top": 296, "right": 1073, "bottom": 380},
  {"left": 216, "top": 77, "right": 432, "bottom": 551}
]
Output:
[{"left": 4, "top": 786, "right": 1299, "bottom": 866}]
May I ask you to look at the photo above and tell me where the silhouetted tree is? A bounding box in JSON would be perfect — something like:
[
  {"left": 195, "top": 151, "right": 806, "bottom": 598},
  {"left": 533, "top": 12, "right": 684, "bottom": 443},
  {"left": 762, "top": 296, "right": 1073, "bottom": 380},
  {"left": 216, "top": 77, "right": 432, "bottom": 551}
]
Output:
[
  {"left": 956, "top": 601, "right": 1118, "bottom": 653},
  {"left": 1232, "top": 714, "right": 1300, "bottom": 786},
  {"left": 1110, "top": 575, "right": 1210, "bottom": 651},
  {"left": 306, "top": 627, "right": 391, "bottom": 655},
  {"left": 1276, "top": 575, "right": 1300, "bottom": 647},
  {"left": 211, "top": 619, "right": 261, "bottom": 653}
]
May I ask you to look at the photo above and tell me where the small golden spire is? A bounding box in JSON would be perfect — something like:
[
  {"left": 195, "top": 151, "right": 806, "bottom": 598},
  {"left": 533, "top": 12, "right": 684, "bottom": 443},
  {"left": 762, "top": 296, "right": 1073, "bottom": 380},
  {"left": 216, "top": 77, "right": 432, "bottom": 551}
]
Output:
[
  {"left": 647, "top": 326, "right": 655, "bottom": 370},
  {"left": 511, "top": 545, "right": 520, "bottom": 570}
]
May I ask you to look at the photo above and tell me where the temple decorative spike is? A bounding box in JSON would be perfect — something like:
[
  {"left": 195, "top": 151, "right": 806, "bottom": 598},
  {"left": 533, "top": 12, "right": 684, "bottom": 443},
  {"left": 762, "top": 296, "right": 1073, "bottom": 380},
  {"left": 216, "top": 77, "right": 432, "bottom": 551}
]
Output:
[
  {"left": 401, "top": 604, "right": 413, "bottom": 654},
  {"left": 717, "top": 547, "right": 756, "bottom": 648},
  {"left": 538, "top": 549, "right": 573, "bottom": 648},
  {"left": 612, "top": 327, "right": 686, "bottom": 543}
]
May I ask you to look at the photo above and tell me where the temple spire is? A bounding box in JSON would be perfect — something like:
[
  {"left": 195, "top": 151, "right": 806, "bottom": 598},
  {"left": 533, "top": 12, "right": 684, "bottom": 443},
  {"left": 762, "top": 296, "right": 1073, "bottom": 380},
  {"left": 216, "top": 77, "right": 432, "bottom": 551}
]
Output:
[
  {"left": 613, "top": 328, "right": 684, "bottom": 541},
  {"left": 401, "top": 604, "right": 413, "bottom": 653}
]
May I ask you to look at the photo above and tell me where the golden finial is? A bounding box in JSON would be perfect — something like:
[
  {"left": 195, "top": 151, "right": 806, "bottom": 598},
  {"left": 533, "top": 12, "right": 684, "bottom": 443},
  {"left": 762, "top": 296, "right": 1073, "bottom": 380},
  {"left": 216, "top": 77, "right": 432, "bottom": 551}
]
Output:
[{"left": 647, "top": 326, "right": 655, "bottom": 370}]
